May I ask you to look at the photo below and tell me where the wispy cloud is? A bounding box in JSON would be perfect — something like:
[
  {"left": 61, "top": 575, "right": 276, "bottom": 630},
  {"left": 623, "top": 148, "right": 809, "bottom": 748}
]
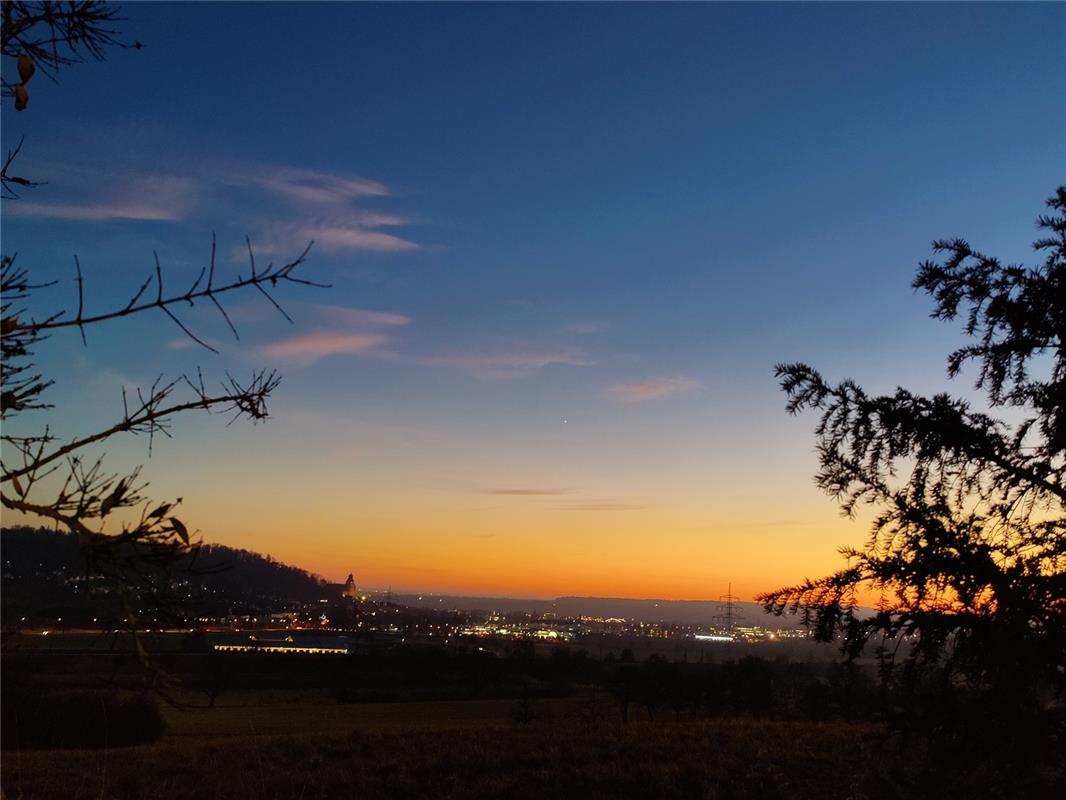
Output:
[
  {"left": 216, "top": 162, "right": 421, "bottom": 255},
  {"left": 481, "top": 488, "right": 574, "bottom": 496},
  {"left": 259, "top": 299, "right": 411, "bottom": 365},
  {"left": 423, "top": 349, "right": 586, "bottom": 379},
  {"left": 263, "top": 331, "right": 390, "bottom": 364},
  {"left": 5, "top": 174, "right": 197, "bottom": 222},
  {"left": 224, "top": 300, "right": 412, "bottom": 328},
  {"left": 303, "top": 225, "right": 419, "bottom": 253},
  {"left": 8, "top": 156, "right": 424, "bottom": 254},
  {"left": 241, "top": 164, "right": 390, "bottom": 205},
  {"left": 607, "top": 375, "right": 701, "bottom": 402}
]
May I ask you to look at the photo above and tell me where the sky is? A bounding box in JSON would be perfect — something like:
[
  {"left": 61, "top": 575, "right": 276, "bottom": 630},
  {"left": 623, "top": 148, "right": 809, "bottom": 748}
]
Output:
[{"left": 2, "top": 2, "right": 1064, "bottom": 601}]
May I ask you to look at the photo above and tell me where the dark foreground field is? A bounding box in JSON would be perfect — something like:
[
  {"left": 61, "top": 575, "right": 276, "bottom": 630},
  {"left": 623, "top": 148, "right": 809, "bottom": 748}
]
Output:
[
  {"left": 3, "top": 718, "right": 880, "bottom": 800},
  {"left": 3, "top": 706, "right": 1058, "bottom": 800},
  {"left": 3, "top": 640, "right": 1060, "bottom": 799}
]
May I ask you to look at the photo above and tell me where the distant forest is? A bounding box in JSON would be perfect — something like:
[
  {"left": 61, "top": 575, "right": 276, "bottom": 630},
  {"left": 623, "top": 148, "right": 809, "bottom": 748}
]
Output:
[{"left": 1, "top": 527, "right": 330, "bottom": 624}]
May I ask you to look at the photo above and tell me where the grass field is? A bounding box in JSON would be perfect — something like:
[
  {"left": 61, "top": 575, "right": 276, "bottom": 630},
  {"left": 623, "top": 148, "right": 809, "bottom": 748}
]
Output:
[
  {"left": 4, "top": 691, "right": 1058, "bottom": 800},
  {"left": 5, "top": 717, "right": 891, "bottom": 800},
  {"left": 161, "top": 694, "right": 544, "bottom": 739}
]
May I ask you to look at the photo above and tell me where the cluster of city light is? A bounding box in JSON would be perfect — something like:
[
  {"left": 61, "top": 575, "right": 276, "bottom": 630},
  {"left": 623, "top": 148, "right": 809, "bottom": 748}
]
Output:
[
  {"left": 459, "top": 623, "right": 575, "bottom": 641},
  {"left": 213, "top": 643, "right": 349, "bottom": 655}
]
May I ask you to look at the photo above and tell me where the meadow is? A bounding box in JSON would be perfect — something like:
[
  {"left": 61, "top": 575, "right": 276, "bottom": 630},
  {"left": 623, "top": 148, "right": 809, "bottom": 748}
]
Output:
[
  {"left": 4, "top": 689, "right": 1058, "bottom": 800},
  {"left": 4, "top": 636, "right": 1062, "bottom": 800},
  {"left": 4, "top": 713, "right": 889, "bottom": 800}
]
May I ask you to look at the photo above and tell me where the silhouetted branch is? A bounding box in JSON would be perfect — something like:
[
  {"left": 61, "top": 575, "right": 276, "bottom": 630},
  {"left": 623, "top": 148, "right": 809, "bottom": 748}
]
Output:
[
  {"left": 12, "top": 238, "right": 322, "bottom": 342},
  {"left": 760, "top": 187, "right": 1066, "bottom": 733},
  {"left": 0, "top": 136, "right": 42, "bottom": 197},
  {"left": 2, "top": 370, "right": 281, "bottom": 484},
  {"left": 1, "top": 233, "right": 323, "bottom": 642},
  {"left": 2, "top": 1, "right": 138, "bottom": 97}
]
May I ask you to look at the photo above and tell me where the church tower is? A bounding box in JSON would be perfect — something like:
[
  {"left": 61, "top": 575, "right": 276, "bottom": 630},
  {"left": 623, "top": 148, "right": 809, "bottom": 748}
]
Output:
[{"left": 342, "top": 573, "right": 358, "bottom": 600}]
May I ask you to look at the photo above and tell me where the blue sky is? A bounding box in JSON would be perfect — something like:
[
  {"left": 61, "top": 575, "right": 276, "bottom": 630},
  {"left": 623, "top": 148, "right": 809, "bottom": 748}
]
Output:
[{"left": 3, "top": 2, "right": 1064, "bottom": 597}]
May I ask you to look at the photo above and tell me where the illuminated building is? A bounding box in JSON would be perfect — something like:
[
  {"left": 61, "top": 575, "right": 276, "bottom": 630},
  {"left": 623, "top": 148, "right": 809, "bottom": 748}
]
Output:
[{"left": 342, "top": 573, "right": 359, "bottom": 600}]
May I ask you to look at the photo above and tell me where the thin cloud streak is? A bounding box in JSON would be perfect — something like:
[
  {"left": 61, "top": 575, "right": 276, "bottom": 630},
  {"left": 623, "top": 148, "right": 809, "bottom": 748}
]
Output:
[
  {"left": 216, "top": 162, "right": 422, "bottom": 253},
  {"left": 607, "top": 375, "right": 701, "bottom": 402},
  {"left": 226, "top": 300, "right": 412, "bottom": 328},
  {"left": 304, "top": 226, "right": 419, "bottom": 253},
  {"left": 9, "top": 157, "right": 422, "bottom": 253},
  {"left": 241, "top": 164, "right": 390, "bottom": 204},
  {"left": 263, "top": 331, "right": 390, "bottom": 363}
]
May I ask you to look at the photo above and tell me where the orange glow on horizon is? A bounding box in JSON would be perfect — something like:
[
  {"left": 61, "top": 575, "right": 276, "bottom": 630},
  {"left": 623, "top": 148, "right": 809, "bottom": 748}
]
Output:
[
  {"left": 178, "top": 497, "right": 880, "bottom": 606},
  {"left": 4, "top": 385, "right": 885, "bottom": 607}
]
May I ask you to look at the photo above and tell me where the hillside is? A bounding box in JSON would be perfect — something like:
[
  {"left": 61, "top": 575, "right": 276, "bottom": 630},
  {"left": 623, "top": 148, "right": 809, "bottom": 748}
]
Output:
[{"left": 1, "top": 527, "right": 329, "bottom": 625}]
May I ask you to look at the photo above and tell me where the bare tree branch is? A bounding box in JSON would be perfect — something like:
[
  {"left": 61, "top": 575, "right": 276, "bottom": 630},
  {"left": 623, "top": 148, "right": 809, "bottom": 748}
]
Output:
[
  {"left": 10, "top": 238, "right": 323, "bottom": 342},
  {"left": 0, "top": 136, "right": 43, "bottom": 198}
]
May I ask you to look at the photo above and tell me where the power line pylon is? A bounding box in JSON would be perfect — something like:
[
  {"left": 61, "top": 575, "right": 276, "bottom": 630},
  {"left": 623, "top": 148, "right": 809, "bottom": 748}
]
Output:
[{"left": 714, "top": 582, "right": 740, "bottom": 636}]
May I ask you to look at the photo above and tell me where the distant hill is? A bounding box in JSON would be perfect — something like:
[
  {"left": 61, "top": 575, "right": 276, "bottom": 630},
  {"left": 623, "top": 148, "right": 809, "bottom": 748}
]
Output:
[
  {"left": 189, "top": 543, "right": 330, "bottom": 603},
  {"left": 1, "top": 526, "right": 329, "bottom": 623},
  {"left": 4, "top": 527, "right": 810, "bottom": 630}
]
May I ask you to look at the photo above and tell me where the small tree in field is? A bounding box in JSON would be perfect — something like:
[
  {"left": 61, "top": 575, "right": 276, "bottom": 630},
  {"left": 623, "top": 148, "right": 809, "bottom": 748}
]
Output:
[
  {"left": 1, "top": 3, "right": 322, "bottom": 646},
  {"left": 760, "top": 188, "right": 1065, "bottom": 734}
]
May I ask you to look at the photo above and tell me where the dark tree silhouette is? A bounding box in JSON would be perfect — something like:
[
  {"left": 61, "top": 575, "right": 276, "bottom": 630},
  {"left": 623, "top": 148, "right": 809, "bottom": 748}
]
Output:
[
  {"left": 0, "top": 3, "right": 323, "bottom": 653},
  {"left": 2, "top": 2, "right": 139, "bottom": 195},
  {"left": 1, "top": 1, "right": 136, "bottom": 105},
  {"left": 760, "top": 188, "right": 1065, "bottom": 733},
  {"left": 1, "top": 250, "right": 322, "bottom": 638}
]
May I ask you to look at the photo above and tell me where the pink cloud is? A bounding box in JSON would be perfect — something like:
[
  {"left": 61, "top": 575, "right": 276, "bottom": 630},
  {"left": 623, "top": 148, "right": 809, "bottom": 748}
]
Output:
[
  {"left": 263, "top": 331, "right": 389, "bottom": 363},
  {"left": 217, "top": 164, "right": 420, "bottom": 249},
  {"left": 233, "top": 224, "right": 418, "bottom": 260},
  {"left": 607, "top": 375, "right": 701, "bottom": 402},
  {"left": 246, "top": 165, "right": 390, "bottom": 204},
  {"left": 305, "top": 226, "right": 419, "bottom": 252}
]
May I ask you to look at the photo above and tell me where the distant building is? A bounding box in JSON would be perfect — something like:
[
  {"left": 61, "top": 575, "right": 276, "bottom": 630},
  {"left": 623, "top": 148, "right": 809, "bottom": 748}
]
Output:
[
  {"left": 214, "top": 633, "right": 349, "bottom": 655},
  {"left": 323, "top": 572, "right": 362, "bottom": 602},
  {"left": 342, "top": 573, "right": 359, "bottom": 600}
]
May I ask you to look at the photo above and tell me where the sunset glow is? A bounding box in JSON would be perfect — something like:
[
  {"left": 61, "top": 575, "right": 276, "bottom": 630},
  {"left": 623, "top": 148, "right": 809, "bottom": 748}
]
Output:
[{"left": 3, "top": 2, "right": 1063, "bottom": 604}]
